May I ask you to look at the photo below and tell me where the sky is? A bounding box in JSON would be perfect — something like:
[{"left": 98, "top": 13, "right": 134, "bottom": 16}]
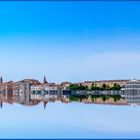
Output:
[{"left": 0, "top": 1, "right": 140, "bottom": 83}]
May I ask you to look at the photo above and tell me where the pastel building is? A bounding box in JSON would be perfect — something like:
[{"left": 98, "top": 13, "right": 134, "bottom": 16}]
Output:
[
  {"left": 94, "top": 80, "right": 129, "bottom": 87},
  {"left": 61, "top": 82, "right": 72, "bottom": 90}
]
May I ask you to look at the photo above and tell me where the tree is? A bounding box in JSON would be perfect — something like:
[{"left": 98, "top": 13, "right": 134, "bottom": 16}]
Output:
[
  {"left": 101, "top": 83, "right": 107, "bottom": 90},
  {"left": 101, "top": 95, "right": 106, "bottom": 102},
  {"left": 68, "top": 84, "right": 88, "bottom": 90},
  {"left": 91, "top": 84, "right": 101, "bottom": 90},
  {"left": 111, "top": 83, "right": 121, "bottom": 90},
  {"left": 112, "top": 95, "right": 121, "bottom": 102},
  {"left": 106, "top": 85, "right": 110, "bottom": 90},
  {"left": 69, "top": 84, "right": 79, "bottom": 90},
  {"left": 91, "top": 83, "right": 95, "bottom": 90}
]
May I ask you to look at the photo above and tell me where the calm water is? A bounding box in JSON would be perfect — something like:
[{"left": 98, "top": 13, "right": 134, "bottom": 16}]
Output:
[{"left": 0, "top": 101, "right": 140, "bottom": 138}]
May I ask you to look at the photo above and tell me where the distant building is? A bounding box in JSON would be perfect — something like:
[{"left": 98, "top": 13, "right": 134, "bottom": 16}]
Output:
[
  {"left": 81, "top": 81, "right": 94, "bottom": 88},
  {"left": 13, "top": 82, "right": 20, "bottom": 94},
  {"left": 61, "top": 81, "right": 72, "bottom": 89},
  {"left": 79, "top": 80, "right": 129, "bottom": 89},
  {"left": 125, "top": 79, "right": 140, "bottom": 104},
  {"left": 43, "top": 83, "right": 57, "bottom": 95},
  {"left": 31, "top": 83, "right": 58, "bottom": 95},
  {"left": 30, "top": 83, "right": 44, "bottom": 94},
  {"left": 19, "top": 79, "right": 40, "bottom": 85},
  {"left": 4, "top": 81, "right": 14, "bottom": 94},
  {"left": 94, "top": 80, "right": 129, "bottom": 87}
]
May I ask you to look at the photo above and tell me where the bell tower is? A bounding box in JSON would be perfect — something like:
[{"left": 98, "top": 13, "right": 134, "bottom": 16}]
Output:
[
  {"left": 43, "top": 76, "right": 48, "bottom": 84},
  {"left": 0, "top": 77, "right": 3, "bottom": 83}
]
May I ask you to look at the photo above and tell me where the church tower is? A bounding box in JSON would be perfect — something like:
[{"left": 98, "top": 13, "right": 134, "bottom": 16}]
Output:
[
  {"left": 0, "top": 77, "right": 3, "bottom": 83},
  {"left": 43, "top": 76, "right": 48, "bottom": 84}
]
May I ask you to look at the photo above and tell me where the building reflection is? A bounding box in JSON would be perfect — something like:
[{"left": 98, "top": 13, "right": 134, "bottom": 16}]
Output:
[
  {"left": 0, "top": 91, "right": 70, "bottom": 109},
  {"left": 0, "top": 101, "right": 2, "bottom": 108}
]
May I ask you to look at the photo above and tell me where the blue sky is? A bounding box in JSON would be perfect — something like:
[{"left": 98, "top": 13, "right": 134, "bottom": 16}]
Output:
[{"left": 0, "top": 1, "right": 140, "bottom": 83}]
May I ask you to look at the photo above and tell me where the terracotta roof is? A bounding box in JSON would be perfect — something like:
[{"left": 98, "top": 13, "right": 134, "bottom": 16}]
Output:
[{"left": 94, "top": 80, "right": 130, "bottom": 83}]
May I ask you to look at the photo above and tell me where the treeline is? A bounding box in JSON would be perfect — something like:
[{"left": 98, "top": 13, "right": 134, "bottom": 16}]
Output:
[
  {"left": 90, "top": 94, "right": 121, "bottom": 102},
  {"left": 68, "top": 83, "right": 121, "bottom": 91},
  {"left": 69, "top": 94, "right": 121, "bottom": 102}
]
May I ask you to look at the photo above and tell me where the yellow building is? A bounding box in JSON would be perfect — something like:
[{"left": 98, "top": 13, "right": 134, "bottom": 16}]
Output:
[
  {"left": 82, "top": 80, "right": 130, "bottom": 88},
  {"left": 94, "top": 80, "right": 129, "bottom": 87}
]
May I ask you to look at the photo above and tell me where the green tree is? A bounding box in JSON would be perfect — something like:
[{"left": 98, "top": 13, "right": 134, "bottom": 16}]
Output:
[
  {"left": 113, "top": 95, "right": 121, "bottom": 102},
  {"left": 101, "top": 95, "right": 106, "bottom": 102},
  {"left": 69, "top": 84, "right": 88, "bottom": 90},
  {"left": 106, "top": 85, "right": 110, "bottom": 90},
  {"left": 68, "top": 84, "right": 79, "bottom": 90},
  {"left": 111, "top": 83, "right": 121, "bottom": 90},
  {"left": 101, "top": 83, "right": 107, "bottom": 90},
  {"left": 91, "top": 84, "right": 101, "bottom": 90}
]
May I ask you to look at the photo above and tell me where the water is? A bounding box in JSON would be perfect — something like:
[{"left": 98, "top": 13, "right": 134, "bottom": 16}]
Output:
[{"left": 0, "top": 100, "right": 140, "bottom": 138}]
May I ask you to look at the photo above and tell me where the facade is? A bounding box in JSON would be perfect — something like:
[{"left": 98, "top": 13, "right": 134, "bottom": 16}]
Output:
[
  {"left": 4, "top": 81, "right": 13, "bottom": 94},
  {"left": 61, "top": 81, "right": 72, "bottom": 90},
  {"left": 125, "top": 80, "right": 140, "bottom": 104},
  {"left": 31, "top": 83, "right": 58, "bottom": 95},
  {"left": 30, "top": 84, "right": 44, "bottom": 94},
  {"left": 94, "top": 80, "right": 129, "bottom": 87},
  {"left": 0, "top": 80, "right": 32, "bottom": 104},
  {"left": 81, "top": 81, "right": 94, "bottom": 88},
  {"left": 80, "top": 80, "right": 129, "bottom": 89}
]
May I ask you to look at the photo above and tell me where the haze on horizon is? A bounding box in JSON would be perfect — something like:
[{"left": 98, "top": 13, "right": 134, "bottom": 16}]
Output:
[{"left": 0, "top": 1, "right": 140, "bottom": 83}]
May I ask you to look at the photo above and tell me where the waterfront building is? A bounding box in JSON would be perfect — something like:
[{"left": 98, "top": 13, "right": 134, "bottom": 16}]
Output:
[
  {"left": 125, "top": 79, "right": 140, "bottom": 104},
  {"left": 0, "top": 83, "right": 5, "bottom": 94},
  {"left": 4, "top": 81, "right": 14, "bottom": 94},
  {"left": 81, "top": 81, "right": 94, "bottom": 88},
  {"left": 43, "top": 83, "right": 57, "bottom": 95},
  {"left": 13, "top": 82, "right": 20, "bottom": 94},
  {"left": 30, "top": 84, "right": 44, "bottom": 94},
  {"left": 18, "top": 81, "right": 31, "bottom": 103},
  {"left": 94, "top": 80, "right": 129, "bottom": 87},
  {"left": 19, "top": 79, "right": 40, "bottom": 85},
  {"left": 31, "top": 82, "right": 58, "bottom": 95},
  {"left": 18, "top": 81, "right": 31, "bottom": 93},
  {"left": 80, "top": 80, "right": 129, "bottom": 89},
  {"left": 61, "top": 81, "right": 72, "bottom": 90}
]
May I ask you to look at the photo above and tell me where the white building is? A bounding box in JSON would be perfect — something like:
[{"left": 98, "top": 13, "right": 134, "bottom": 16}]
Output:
[
  {"left": 31, "top": 83, "right": 58, "bottom": 95},
  {"left": 125, "top": 79, "right": 140, "bottom": 104}
]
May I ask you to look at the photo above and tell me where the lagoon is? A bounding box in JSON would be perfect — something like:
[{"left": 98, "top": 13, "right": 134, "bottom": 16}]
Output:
[{"left": 0, "top": 101, "right": 140, "bottom": 138}]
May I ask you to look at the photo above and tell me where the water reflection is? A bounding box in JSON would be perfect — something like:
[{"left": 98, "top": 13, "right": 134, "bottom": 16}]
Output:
[
  {"left": 0, "top": 91, "right": 140, "bottom": 138},
  {"left": 0, "top": 91, "right": 128, "bottom": 109},
  {"left": 0, "top": 92, "right": 70, "bottom": 109}
]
